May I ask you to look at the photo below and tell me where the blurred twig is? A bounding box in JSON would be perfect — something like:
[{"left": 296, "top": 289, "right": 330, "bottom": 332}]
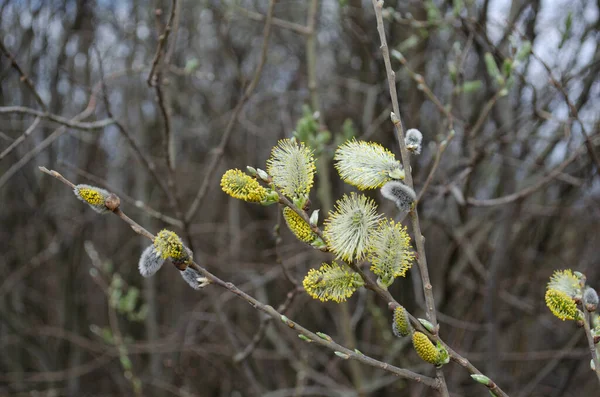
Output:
[{"left": 185, "top": 0, "right": 277, "bottom": 223}]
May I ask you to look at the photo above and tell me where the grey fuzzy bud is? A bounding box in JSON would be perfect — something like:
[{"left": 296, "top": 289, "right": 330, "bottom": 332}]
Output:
[
  {"left": 138, "top": 245, "right": 165, "bottom": 277},
  {"left": 73, "top": 184, "right": 112, "bottom": 214},
  {"left": 405, "top": 129, "right": 423, "bottom": 154},
  {"left": 180, "top": 267, "right": 207, "bottom": 290},
  {"left": 584, "top": 287, "right": 599, "bottom": 312},
  {"left": 380, "top": 181, "right": 416, "bottom": 212},
  {"left": 256, "top": 168, "right": 270, "bottom": 182}
]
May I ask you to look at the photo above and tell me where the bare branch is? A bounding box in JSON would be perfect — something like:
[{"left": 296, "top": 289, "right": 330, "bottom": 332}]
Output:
[
  {"left": 0, "top": 107, "right": 114, "bottom": 130},
  {"left": 185, "top": 0, "right": 277, "bottom": 222}
]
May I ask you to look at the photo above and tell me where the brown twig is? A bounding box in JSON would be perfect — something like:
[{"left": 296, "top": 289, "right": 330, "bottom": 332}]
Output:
[
  {"left": 147, "top": 0, "right": 178, "bottom": 87},
  {"left": 58, "top": 161, "right": 183, "bottom": 227},
  {"left": 392, "top": 52, "right": 460, "bottom": 128},
  {"left": 370, "top": 0, "right": 440, "bottom": 337},
  {"left": 235, "top": 6, "right": 311, "bottom": 36},
  {"left": 416, "top": 130, "right": 455, "bottom": 203},
  {"left": 0, "top": 107, "right": 114, "bottom": 130},
  {"left": 92, "top": 48, "right": 179, "bottom": 214},
  {"left": 466, "top": 143, "right": 585, "bottom": 207},
  {"left": 185, "top": 0, "right": 277, "bottom": 223},
  {"left": 0, "top": 117, "right": 41, "bottom": 160},
  {"left": 582, "top": 310, "right": 600, "bottom": 385},
  {"left": 521, "top": 40, "right": 600, "bottom": 169},
  {"left": 0, "top": 41, "right": 47, "bottom": 110},
  {"left": 234, "top": 287, "right": 301, "bottom": 363},
  {"left": 0, "top": 99, "right": 100, "bottom": 189}
]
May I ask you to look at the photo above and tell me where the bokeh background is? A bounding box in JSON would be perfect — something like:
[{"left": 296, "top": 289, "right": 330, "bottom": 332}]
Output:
[{"left": 1, "top": 0, "right": 599, "bottom": 396}]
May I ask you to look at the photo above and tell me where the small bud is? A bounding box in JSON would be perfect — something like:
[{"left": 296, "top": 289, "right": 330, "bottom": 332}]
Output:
[
  {"left": 138, "top": 245, "right": 165, "bottom": 277},
  {"left": 405, "top": 128, "right": 423, "bottom": 155},
  {"left": 261, "top": 190, "right": 280, "bottom": 205},
  {"left": 574, "top": 271, "right": 587, "bottom": 287},
  {"left": 256, "top": 168, "right": 270, "bottom": 182},
  {"left": 584, "top": 287, "right": 599, "bottom": 312},
  {"left": 354, "top": 348, "right": 363, "bottom": 355},
  {"left": 309, "top": 209, "right": 319, "bottom": 227},
  {"left": 334, "top": 351, "right": 350, "bottom": 359},
  {"left": 316, "top": 332, "right": 332, "bottom": 342},
  {"left": 388, "top": 168, "right": 406, "bottom": 180},
  {"left": 310, "top": 237, "right": 327, "bottom": 250},
  {"left": 179, "top": 267, "right": 207, "bottom": 290},
  {"left": 280, "top": 315, "right": 290, "bottom": 324},
  {"left": 246, "top": 166, "right": 257, "bottom": 176},
  {"left": 418, "top": 318, "right": 435, "bottom": 333},
  {"left": 591, "top": 359, "right": 596, "bottom": 371},
  {"left": 471, "top": 374, "right": 491, "bottom": 386},
  {"left": 390, "top": 112, "right": 401, "bottom": 125},
  {"left": 104, "top": 193, "right": 120, "bottom": 211},
  {"left": 376, "top": 277, "right": 391, "bottom": 290},
  {"left": 380, "top": 181, "right": 416, "bottom": 212},
  {"left": 298, "top": 334, "right": 312, "bottom": 343},
  {"left": 391, "top": 50, "right": 405, "bottom": 63}
]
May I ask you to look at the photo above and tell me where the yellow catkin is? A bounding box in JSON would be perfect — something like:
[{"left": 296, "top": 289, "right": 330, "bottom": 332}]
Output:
[
  {"left": 302, "top": 263, "right": 363, "bottom": 303},
  {"left": 545, "top": 289, "right": 579, "bottom": 321},
  {"left": 283, "top": 207, "right": 315, "bottom": 243},
  {"left": 154, "top": 230, "right": 185, "bottom": 260},
  {"left": 392, "top": 306, "right": 411, "bottom": 337},
  {"left": 78, "top": 188, "right": 105, "bottom": 205},
  {"left": 412, "top": 332, "right": 440, "bottom": 364},
  {"left": 221, "top": 169, "right": 268, "bottom": 202}
]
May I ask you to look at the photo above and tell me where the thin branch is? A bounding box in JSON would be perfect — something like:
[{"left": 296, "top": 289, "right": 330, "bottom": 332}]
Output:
[
  {"left": 39, "top": 166, "right": 440, "bottom": 390},
  {"left": 416, "top": 130, "right": 455, "bottom": 203},
  {"left": 0, "top": 101, "right": 99, "bottom": 189},
  {"left": 0, "top": 107, "right": 114, "bottom": 130},
  {"left": 92, "top": 48, "right": 179, "bottom": 213},
  {"left": 58, "top": 161, "right": 183, "bottom": 227},
  {"left": 185, "top": 0, "right": 277, "bottom": 223},
  {"left": 235, "top": 6, "right": 311, "bottom": 36},
  {"left": 234, "top": 287, "right": 300, "bottom": 363},
  {"left": 0, "top": 41, "right": 47, "bottom": 110},
  {"left": 370, "top": 0, "right": 439, "bottom": 337},
  {"left": 0, "top": 116, "right": 41, "bottom": 160},
  {"left": 582, "top": 310, "right": 600, "bottom": 385},
  {"left": 147, "top": 0, "right": 178, "bottom": 86},
  {"left": 306, "top": 0, "right": 320, "bottom": 113},
  {"left": 370, "top": 2, "right": 507, "bottom": 396},
  {"left": 466, "top": 144, "right": 584, "bottom": 207}
]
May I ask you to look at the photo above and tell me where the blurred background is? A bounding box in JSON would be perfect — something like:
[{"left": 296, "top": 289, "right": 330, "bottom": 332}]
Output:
[{"left": 1, "top": 0, "right": 599, "bottom": 396}]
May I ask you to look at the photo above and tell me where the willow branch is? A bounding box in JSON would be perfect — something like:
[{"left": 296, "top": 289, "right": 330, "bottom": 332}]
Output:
[{"left": 39, "top": 166, "right": 440, "bottom": 389}]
